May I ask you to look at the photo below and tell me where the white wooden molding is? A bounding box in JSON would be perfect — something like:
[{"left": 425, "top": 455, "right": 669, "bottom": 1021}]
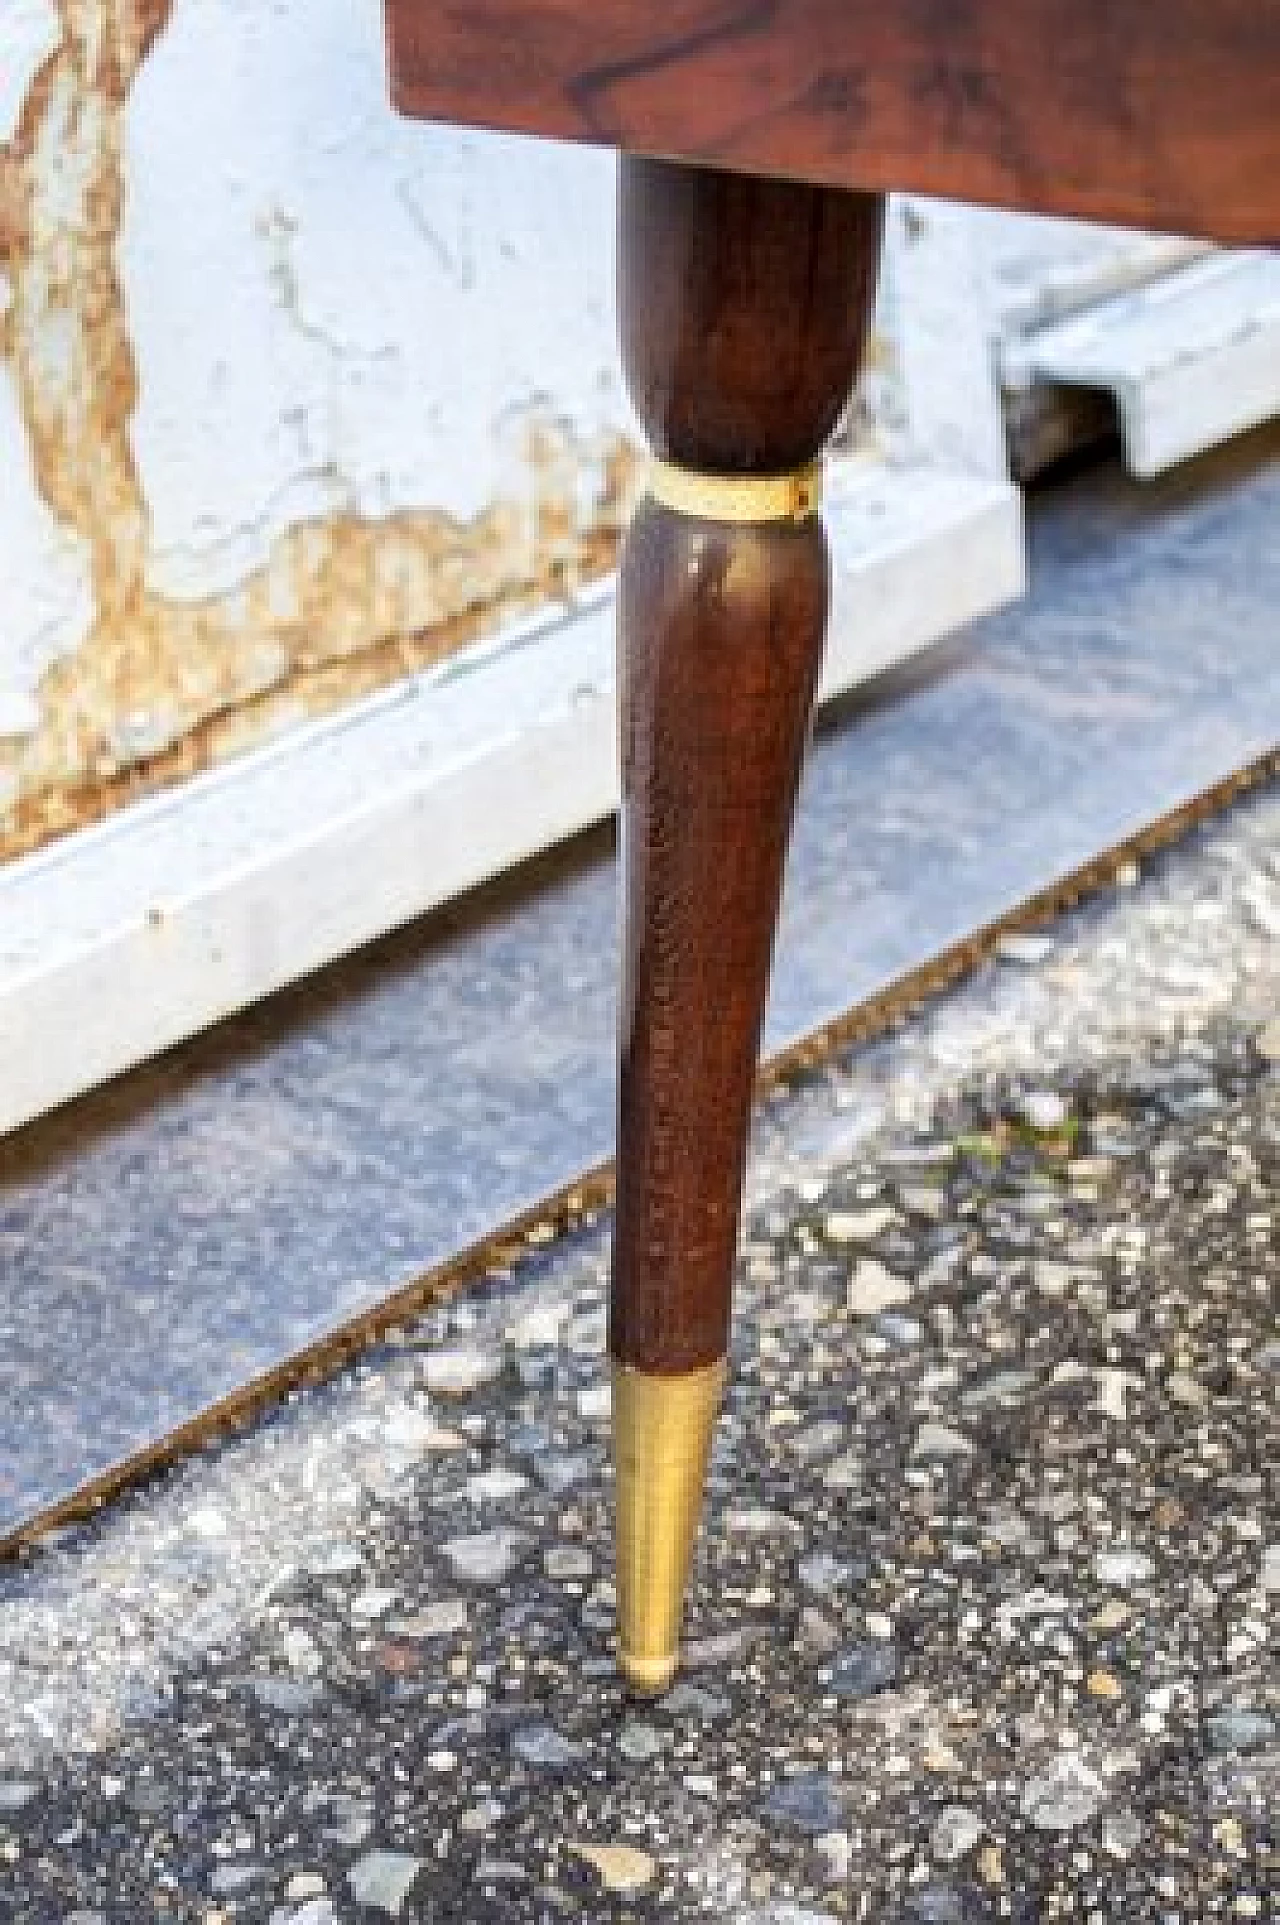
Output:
[
  {"left": 0, "top": 460, "right": 1023, "bottom": 1136},
  {"left": 1002, "top": 250, "right": 1280, "bottom": 477}
]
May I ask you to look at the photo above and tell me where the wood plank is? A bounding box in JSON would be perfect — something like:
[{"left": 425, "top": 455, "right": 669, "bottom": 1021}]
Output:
[{"left": 384, "top": 1, "right": 1280, "bottom": 243}]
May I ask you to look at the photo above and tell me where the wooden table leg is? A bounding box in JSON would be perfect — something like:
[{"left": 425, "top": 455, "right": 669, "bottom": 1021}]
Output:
[{"left": 609, "top": 158, "right": 884, "bottom": 1693}]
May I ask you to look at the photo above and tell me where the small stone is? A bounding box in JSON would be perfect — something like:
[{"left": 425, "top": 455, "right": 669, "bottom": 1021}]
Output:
[
  {"left": 828, "top": 1642, "right": 899, "bottom": 1699},
  {"left": 725, "top": 1505, "right": 800, "bottom": 1535},
  {"left": 306, "top": 1541, "right": 364, "bottom": 1576},
  {"left": 569, "top": 1844, "right": 656, "bottom": 1894},
  {"left": 1205, "top": 1709, "right": 1276, "bottom": 1753},
  {"left": 421, "top": 1345, "right": 503, "bottom": 1396},
  {"left": 474, "top": 1857, "right": 528, "bottom": 1885},
  {"left": 382, "top": 1402, "right": 457, "bottom": 1456},
  {"left": 788, "top": 1419, "right": 847, "bottom": 1464},
  {"left": 441, "top": 1529, "right": 523, "bottom": 1583},
  {"left": 293, "top": 1903, "right": 338, "bottom": 1925},
  {"left": 347, "top": 1851, "right": 422, "bottom": 1916},
  {"left": 510, "top": 1722, "right": 582, "bottom": 1768},
  {"left": 464, "top": 1467, "right": 529, "bottom": 1503},
  {"left": 682, "top": 1627, "right": 755, "bottom": 1668},
  {"left": 815, "top": 1831, "right": 853, "bottom": 1881},
  {"left": 617, "top": 1720, "right": 663, "bottom": 1762},
  {"left": 960, "top": 1369, "right": 1037, "bottom": 1410},
  {"left": 822, "top": 1451, "right": 864, "bottom": 1490},
  {"left": 1101, "top": 1808, "right": 1143, "bottom": 1859},
  {"left": 931, "top": 1805, "right": 983, "bottom": 1861},
  {"left": 740, "top": 1909, "right": 839, "bottom": 1925},
  {"left": 1087, "top": 1669, "right": 1123, "bottom": 1700},
  {"left": 912, "top": 1422, "right": 973, "bottom": 1460},
  {"left": 210, "top": 1866, "right": 266, "bottom": 1896},
  {"left": 1255, "top": 1019, "right": 1280, "bottom": 1063},
  {"left": 1094, "top": 1549, "right": 1154, "bottom": 1587},
  {"left": 977, "top": 1845, "right": 1004, "bottom": 1886},
  {"left": 532, "top": 1451, "right": 591, "bottom": 1494},
  {"left": 824, "top": 1207, "right": 897, "bottom": 1243},
  {"left": 544, "top": 1545, "right": 593, "bottom": 1580},
  {"left": 1166, "top": 1370, "right": 1209, "bottom": 1409},
  {"left": 505, "top": 1299, "right": 571, "bottom": 1348},
  {"left": 662, "top": 1682, "right": 729, "bottom": 1720},
  {"left": 878, "top": 1313, "right": 924, "bottom": 1346},
  {"left": 899, "top": 1184, "right": 946, "bottom": 1222},
  {"left": 189, "top": 1505, "right": 230, "bottom": 1538},
  {"left": 249, "top": 1674, "right": 323, "bottom": 1714},
  {"left": 1016, "top": 1089, "right": 1068, "bottom": 1132},
  {"left": 1260, "top": 1545, "right": 1280, "bottom": 1592},
  {"left": 285, "top": 1874, "right": 327, "bottom": 1901},
  {"left": 1020, "top": 1755, "right": 1105, "bottom": 1831},
  {"left": 792, "top": 1606, "right": 838, "bottom": 1658},
  {"left": 0, "top": 1781, "right": 37, "bottom": 1812},
  {"left": 351, "top": 1587, "right": 399, "bottom": 1621},
  {"left": 459, "top": 1798, "right": 505, "bottom": 1833},
  {"left": 847, "top": 1260, "right": 912, "bottom": 1316},
  {"left": 765, "top": 1772, "right": 847, "bottom": 1835},
  {"left": 798, "top": 1552, "right": 855, "bottom": 1594},
  {"left": 387, "top": 1600, "right": 468, "bottom": 1640},
  {"left": 324, "top": 1798, "right": 374, "bottom": 1847},
  {"left": 901, "top": 1888, "right": 975, "bottom": 1923},
  {"left": 577, "top": 1383, "right": 612, "bottom": 1421},
  {"left": 1033, "top": 1260, "right": 1075, "bottom": 1297}
]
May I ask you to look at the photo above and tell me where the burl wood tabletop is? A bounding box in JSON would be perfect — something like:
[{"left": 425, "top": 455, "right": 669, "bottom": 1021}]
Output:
[{"left": 384, "top": 1, "right": 1280, "bottom": 244}]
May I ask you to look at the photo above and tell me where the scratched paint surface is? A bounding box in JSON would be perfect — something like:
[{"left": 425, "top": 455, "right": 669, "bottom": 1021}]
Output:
[{"left": 0, "top": 0, "right": 637, "bottom": 860}]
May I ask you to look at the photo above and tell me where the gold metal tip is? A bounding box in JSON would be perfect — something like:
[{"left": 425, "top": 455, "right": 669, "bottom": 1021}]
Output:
[
  {"left": 612, "top": 1357, "right": 727, "bottom": 1695},
  {"left": 618, "top": 1651, "right": 679, "bottom": 1698}
]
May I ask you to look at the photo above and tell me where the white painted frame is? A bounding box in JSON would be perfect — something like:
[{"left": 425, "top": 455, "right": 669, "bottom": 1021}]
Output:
[{"left": 1, "top": 459, "right": 1023, "bottom": 1135}]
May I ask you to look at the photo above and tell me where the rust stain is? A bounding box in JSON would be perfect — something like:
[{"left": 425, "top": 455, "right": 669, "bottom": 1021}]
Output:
[{"left": 0, "top": 2, "right": 637, "bottom": 868}]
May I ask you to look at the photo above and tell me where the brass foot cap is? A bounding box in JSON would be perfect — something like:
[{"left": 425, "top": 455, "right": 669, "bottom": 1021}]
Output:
[{"left": 619, "top": 1650, "right": 678, "bottom": 1698}]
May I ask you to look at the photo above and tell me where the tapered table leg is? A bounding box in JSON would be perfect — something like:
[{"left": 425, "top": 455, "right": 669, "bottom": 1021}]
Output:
[{"left": 609, "top": 159, "right": 884, "bottom": 1693}]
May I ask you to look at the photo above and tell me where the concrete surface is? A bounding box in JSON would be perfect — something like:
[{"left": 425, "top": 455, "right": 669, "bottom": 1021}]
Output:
[
  {"left": 1, "top": 728, "right": 1276, "bottom": 1923},
  {"left": 4, "top": 425, "right": 1280, "bottom": 1539}
]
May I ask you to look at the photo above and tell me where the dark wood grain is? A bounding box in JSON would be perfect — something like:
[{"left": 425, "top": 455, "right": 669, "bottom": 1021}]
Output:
[
  {"left": 619, "top": 161, "right": 882, "bottom": 471},
  {"left": 609, "top": 162, "right": 882, "bottom": 1375},
  {"left": 384, "top": 0, "right": 1280, "bottom": 244},
  {"left": 609, "top": 502, "right": 829, "bottom": 1372}
]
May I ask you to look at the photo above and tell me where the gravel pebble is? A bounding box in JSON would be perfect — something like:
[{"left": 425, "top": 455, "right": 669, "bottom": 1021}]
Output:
[
  {"left": 510, "top": 1722, "right": 582, "bottom": 1769},
  {"left": 440, "top": 1529, "right": 523, "bottom": 1583},
  {"left": 1020, "top": 1755, "right": 1106, "bottom": 1831},
  {"left": 569, "top": 1842, "right": 656, "bottom": 1893},
  {"left": 930, "top": 1804, "right": 983, "bottom": 1861},
  {"left": 827, "top": 1641, "right": 899, "bottom": 1700},
  {"left": 847, "top": 1260, "right": 913, "bottom": 1315},
  {"left": 420, "top": 1345, "right": 504, "bottom": 1396},
  {"left": 346, "top": 1850, "right": 422, "bottom": 1916},
  {"left": 765, "top": 1772, "right": 848, "bottom": 1835}
]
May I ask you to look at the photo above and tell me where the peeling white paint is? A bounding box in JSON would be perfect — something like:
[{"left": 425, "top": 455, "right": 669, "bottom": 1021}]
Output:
[
  {"left": 0, "top": 360, "right": 94, "bottom": 696},
  {"left": 122, "top": 0, "right": 622, "bottom": 599},
  {"left": 0, "top": 0, "right": 58, "bottom": 142}
]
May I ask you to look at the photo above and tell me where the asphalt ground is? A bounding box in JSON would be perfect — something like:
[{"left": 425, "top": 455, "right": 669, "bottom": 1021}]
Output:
[
  {"left": 1, "top": 753, "right": 1276, "bottom": 1922},
  {"left": 6, "top": 423, "right": 1280, "bottom": 1541}
]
